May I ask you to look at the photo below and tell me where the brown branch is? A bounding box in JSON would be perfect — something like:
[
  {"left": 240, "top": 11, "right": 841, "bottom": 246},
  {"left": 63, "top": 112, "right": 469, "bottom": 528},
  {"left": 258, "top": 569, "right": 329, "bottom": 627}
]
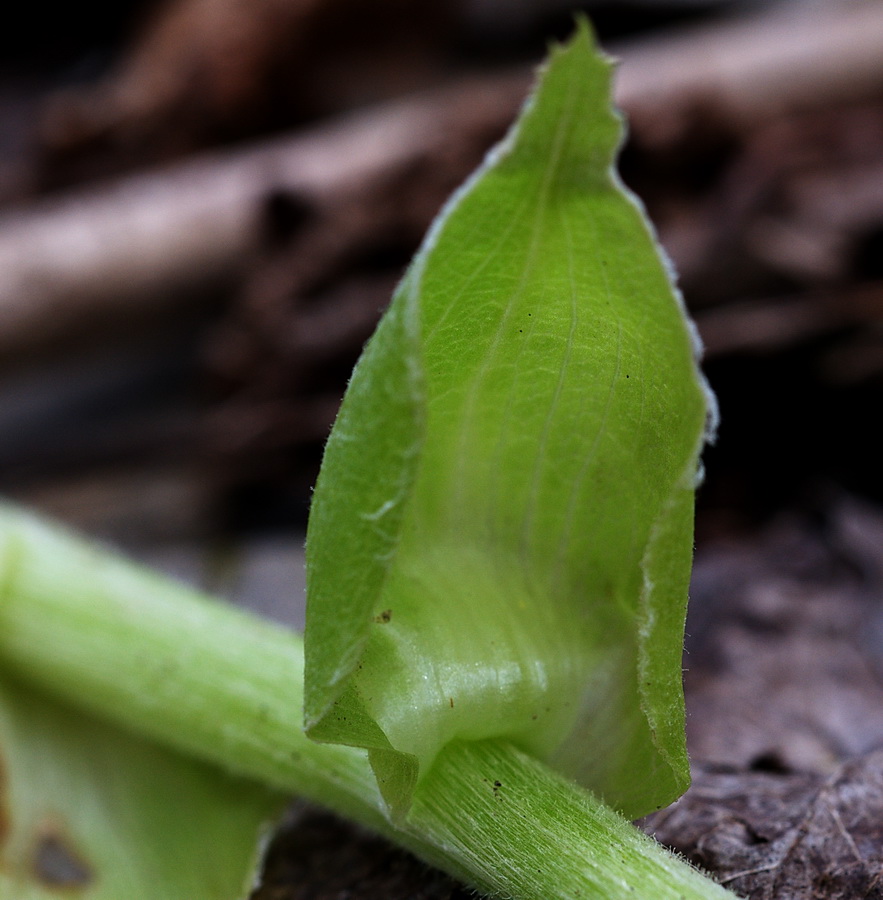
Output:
[
  {"left": 2, "top": 2, "right": 883, "bottom": 363},
  {"left": 614, "top": 1, "right": 883, "bottom": 146},
  {"left": 0, "top": 73, "right": 527, "bottom": 363}
]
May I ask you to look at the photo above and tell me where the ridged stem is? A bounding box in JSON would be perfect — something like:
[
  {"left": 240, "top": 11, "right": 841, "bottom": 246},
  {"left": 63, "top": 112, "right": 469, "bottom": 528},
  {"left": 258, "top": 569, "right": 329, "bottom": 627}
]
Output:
[{"left": 0, "top": 504, "right": 737, "bottom": 899}]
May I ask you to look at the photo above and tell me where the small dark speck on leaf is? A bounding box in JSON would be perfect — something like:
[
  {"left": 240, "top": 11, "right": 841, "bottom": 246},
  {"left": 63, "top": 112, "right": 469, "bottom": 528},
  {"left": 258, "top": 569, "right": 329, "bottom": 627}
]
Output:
[
  {"left": 33, "top": 832, "right": 93, "bottom": 889},
  {"left": 373, "top": 610, "right": 392, "bottom": 624},
  {"left": 449, "top": 697, "right": 454, "bottom": 708}
]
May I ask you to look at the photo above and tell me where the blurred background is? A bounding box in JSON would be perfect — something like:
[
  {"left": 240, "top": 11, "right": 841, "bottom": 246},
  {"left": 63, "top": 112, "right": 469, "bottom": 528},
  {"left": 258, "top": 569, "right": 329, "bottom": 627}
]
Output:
[{"left": 2, "top": 0, "right": 883, "bottom": 894}]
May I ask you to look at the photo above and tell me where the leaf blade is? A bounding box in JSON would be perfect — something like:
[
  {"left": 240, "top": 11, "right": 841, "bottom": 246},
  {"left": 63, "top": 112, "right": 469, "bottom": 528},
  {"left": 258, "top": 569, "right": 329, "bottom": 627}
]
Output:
[{"left": 305, "top": 21, "right": 711, "bottom": 819}]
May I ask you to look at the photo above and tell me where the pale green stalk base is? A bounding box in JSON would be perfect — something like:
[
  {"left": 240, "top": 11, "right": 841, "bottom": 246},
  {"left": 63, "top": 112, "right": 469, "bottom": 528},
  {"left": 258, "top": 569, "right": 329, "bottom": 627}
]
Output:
[{"left": 0, "top": 504, "right": 737, "bottom": 900}]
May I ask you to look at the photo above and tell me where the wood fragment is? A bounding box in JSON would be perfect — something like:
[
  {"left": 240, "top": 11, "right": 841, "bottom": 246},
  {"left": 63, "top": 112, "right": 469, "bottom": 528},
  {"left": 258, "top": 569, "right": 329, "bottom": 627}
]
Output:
[{"left": 0, "top": 74, "right": 526, "bottom": 364}]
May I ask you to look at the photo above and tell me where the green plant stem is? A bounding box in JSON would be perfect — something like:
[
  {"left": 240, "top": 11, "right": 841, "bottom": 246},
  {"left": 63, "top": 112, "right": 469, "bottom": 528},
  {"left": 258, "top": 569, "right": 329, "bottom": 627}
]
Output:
[{"left": 0, "top": 504, "right": 736, "bottom": 899}]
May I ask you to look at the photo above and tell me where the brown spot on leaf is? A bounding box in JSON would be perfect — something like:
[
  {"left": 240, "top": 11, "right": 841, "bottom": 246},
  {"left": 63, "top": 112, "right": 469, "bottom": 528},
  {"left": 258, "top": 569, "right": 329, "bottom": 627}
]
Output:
[
  {"left": 373, "top": 610, "right": 392, "bottom": 624},
  {"left": 33, "top": 827, "right": 93, "bottom": 890}
]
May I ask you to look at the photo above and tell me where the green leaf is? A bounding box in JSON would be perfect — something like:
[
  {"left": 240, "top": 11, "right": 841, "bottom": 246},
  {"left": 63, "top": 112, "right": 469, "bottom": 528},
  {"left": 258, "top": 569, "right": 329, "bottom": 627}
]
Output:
[
  {"left": 0, "top": 675, "right": 284, "bottom": 899},
  {"left": 304, "top": 20, "right": 713, "bottom": 820}
]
